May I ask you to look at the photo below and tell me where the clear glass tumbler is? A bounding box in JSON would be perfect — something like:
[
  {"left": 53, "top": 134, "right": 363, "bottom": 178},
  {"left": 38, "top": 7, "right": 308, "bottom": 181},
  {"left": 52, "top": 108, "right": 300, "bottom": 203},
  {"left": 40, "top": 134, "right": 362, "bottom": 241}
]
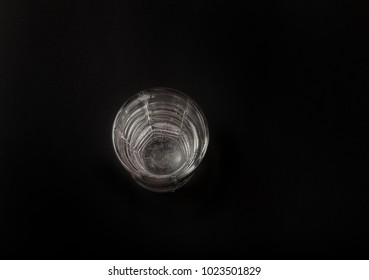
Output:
[{"left": 112, "top": 87, "right": 209, "bottom": 192}]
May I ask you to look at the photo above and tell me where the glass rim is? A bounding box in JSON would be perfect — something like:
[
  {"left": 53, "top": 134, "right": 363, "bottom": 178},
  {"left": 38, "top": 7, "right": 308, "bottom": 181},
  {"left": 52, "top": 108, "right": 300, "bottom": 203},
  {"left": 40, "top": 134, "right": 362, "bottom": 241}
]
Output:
[{"left": 112, "top": 87, "right": 210, "bottom": 182}]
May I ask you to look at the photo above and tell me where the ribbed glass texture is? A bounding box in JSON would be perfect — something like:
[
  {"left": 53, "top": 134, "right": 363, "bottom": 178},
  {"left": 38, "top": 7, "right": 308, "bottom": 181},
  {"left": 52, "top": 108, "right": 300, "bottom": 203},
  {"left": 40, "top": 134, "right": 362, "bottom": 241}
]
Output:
[{"left": 112, "top": 88, "right": 209, "bottom": 192}]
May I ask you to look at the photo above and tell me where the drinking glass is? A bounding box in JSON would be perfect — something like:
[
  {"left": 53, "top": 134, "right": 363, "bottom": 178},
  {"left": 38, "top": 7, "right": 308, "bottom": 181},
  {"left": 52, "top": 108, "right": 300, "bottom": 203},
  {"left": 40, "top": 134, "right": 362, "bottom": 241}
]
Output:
[{"left": 112, "top": 87, "right": 209, "bottom": 192}]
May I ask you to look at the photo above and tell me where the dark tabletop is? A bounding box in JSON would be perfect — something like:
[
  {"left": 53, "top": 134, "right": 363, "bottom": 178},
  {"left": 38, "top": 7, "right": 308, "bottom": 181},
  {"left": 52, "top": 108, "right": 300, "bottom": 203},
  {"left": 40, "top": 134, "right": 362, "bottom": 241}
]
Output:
[{"left": 1, "top": 0, "right": 368, "bottom": 259}]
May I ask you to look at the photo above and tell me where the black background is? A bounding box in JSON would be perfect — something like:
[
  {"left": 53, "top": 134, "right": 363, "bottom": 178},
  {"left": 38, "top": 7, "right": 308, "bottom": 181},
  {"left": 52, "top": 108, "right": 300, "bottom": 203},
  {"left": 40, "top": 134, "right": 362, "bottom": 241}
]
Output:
[{"left": 1, "top": 0, "right": 368, "bottom": 259}]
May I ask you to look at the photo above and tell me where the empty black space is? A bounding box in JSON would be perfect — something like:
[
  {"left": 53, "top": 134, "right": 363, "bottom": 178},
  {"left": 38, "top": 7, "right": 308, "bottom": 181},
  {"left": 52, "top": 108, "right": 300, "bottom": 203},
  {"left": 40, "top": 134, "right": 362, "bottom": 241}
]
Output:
[{"left": 0, "top": 0, "right": 368, "bottom": 259}]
